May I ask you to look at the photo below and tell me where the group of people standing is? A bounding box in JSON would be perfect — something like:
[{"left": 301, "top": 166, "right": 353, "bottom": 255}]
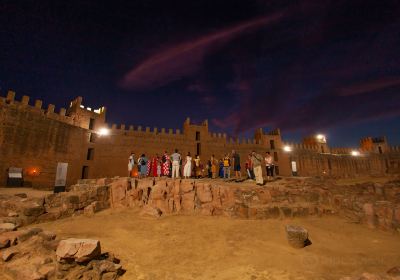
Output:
[{"left": 127, "top": 149, "right": 275, "bottom": 185}]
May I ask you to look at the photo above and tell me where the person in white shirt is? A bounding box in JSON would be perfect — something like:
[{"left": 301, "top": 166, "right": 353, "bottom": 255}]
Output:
[
  {"left": 183, "top": 152, "right": 193, "bottom": 179},
  {"left": 170, "top": 149, "right": 181, "bottom": 179}
]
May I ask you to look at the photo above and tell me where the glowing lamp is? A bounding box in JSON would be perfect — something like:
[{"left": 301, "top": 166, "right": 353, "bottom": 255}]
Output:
[
  {"left": 283, "top": 145, "right": 292, "bottom": 152},
  {"left": 351, "top": 150, "right": 360, "bottom": 157},
  {"left": 26, "top": 167, "right": 40, "bottom": 176},
  {"left": 98, "top": 128, "right": 110, "bottom": 136},
  {"left": 315, "top": 134, "right": 327, "bottom": 143}
]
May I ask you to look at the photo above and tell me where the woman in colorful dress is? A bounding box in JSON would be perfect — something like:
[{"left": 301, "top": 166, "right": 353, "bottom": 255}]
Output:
[
  {"left": 194, "top": 155, "right": 201, "bottom": 178},
  {"left": 149, "top": 154, "right": 159, "bottom": 177},
  {"left": 161, "top": 151, "right": 170, "bottom": 177}
]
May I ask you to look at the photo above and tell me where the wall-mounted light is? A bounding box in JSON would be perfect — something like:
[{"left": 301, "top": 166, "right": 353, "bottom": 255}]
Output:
[
  {"left": 283, "top": 145, "right": 292, "bottom": 152},
  {"left": 351, "top": 150, "right": 360, "bottom": 156},
  {"left": 26, "top": 167, "right": 40, "bottom": 176},
  {"left": 98, "top": 128, "right": 110, "bottom": 136},
  {"left": 315, "top": 134, "right": 326, "bottom": 143}
]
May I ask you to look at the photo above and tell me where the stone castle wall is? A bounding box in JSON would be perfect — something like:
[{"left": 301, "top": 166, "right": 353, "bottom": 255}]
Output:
[
  {"left": 1, "top": 90, "right": 399, "bottom": 189},
  {"left": 0, "top": 93, "right": 90, "bottom": 189}
]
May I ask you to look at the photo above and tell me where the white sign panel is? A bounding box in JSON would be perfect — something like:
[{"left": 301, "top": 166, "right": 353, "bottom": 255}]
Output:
[
  {"left": 291, "top": 161, "right": 297, "bottom": 172},
  {"left": 9, "top": 167, "right": 23, "bottom": 178},
  {"left": 55, "top": 162, "right": 68, "bottom": 186}
]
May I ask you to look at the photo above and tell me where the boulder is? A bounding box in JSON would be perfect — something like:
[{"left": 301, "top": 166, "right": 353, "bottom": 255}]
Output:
[
  {"left": 56, "top": 238, "right": 101, "bottom": 263},
  {"left": 38, "top": 264, "right": 56, "bottom": 279},
  {"left": 110, "top": 178, "right": 129, "bottom": 208},
  {"left": 2, "top": 247, "right": 18, "bottom": 261},
  {"left": 181, "top": 192, "right": 195, "bottom": 211},
  {"left": 0, "top": 222, "right": 17, "bottom": 232},
  {"left": 23, "top": 204, "right": 45, "bottom": 217},
  {"left": 0, "top": 235, "right": 10, "bottom": 248},
  {"left": 285, "top": 225, "right": 311, "bottom": 248},
  {"left": 84, "top": 204, "right": 96, "bottom": 216},
  {"left": 39, "top": 230, "right": 57, "bottom": 241},
  {"left": 18, "top": 227, "right": 43, "bottom": 242},
  {"left": 180, "top": 181, "right": 195, "bottom": 193},
  {"left": 358, "top": 273, "right": 383, "bottom": 280},
  {"left": 196, "top": 184, "right": 213, "bottom": 203},
  {"left": 8, "top": 211, "right": 18, "bottom": 217},
  {"left": 387, "top": 266, "right": 400, "bottom": 276},
  {"left": 140, "top": 205, "right": 163, "bottom": 218}
]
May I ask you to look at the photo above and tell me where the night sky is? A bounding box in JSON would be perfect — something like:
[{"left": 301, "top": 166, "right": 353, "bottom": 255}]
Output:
[{"left": 1, "top": 0, "right": 399, "bottom": 147}]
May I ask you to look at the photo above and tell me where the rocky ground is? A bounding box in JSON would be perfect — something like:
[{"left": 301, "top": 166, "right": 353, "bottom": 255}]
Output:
[
  {"left": 0, "top": 226, "right": 124, "bottom": 279},
  {"left": 1, "top": 176, "right": 399, "bottom": 279},
  {"left": 19, "top": 207, "right": 398, "bottom": 280}
]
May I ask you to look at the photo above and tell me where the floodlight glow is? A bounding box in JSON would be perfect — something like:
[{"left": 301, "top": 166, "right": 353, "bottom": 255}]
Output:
[
  {"left": 283, "top": 145, "right": 292, "bottom": 152},
  {"left": 98, "top": 128, "right": 110, "bottom": 136},
  {"left": 315, "top": 134, "right": 326, "bottom": 143},
  {"left": 351, "top": 150, "right": 360, "bottom": 156}
]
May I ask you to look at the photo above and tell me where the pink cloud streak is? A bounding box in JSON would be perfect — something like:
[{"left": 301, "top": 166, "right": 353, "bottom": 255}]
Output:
[{"left": 120, "top": 11, "right": 285, "bottom": 90}]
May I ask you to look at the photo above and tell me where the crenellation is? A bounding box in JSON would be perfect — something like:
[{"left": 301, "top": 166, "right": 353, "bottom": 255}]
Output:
[
  {"left": 34, "top": 99, "right": 43, "bottom": 109},
  {"left": 137, "top": 126, "right": 142, "bottom": 131},
  {"left": 21, "top": 95, "right": 30, "bottom": 105},
  {"left": 145, "top": 127, "right": 150, "bottom": 132},
  {"left": 161, "top": 128, "right": 166, "bottom": 133},
  {"left": 168, "top": 128, "right": 173, "bottom": 134},
  {"left": 120, "top": 124, "right": 126, "bottom": 130},
  {"left": 6, "top": 90, "right": 16, "bottom": 103},
  {"left": 59, "top": 108, "right": 66, "bottom": 116},
  {"left": 129, "top": 125, "right": 134, "bottom": 131},
  {"left": 153, "top": 127, "right": 158, "bottom": 133},
  {"left": 112, "top": 124, "right": 117, "bottom": 130},
  {"left": 47, "top": 104, "right": 55, "bottom": 114},
  {"left": 176, "top": 129, "right": 181, "bottom": 134}
]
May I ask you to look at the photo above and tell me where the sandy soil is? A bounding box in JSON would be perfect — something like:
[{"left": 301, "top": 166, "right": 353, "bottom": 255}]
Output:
[
  {"left": 0, "top": 187, "right": 52, "bottom": 198},
  {"left": 32, "top": 208, "right": 400, "bottom": 280}
]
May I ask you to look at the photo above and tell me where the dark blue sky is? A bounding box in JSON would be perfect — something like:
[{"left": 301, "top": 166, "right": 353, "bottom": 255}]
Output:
[{"left": 1, "top": 0, "right": 399, "bottom": 147}]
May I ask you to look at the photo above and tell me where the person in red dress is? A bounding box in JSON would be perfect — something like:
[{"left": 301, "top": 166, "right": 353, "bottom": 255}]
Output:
[{"left": 149, "top": 154, "right": 159, "bottom": 177}]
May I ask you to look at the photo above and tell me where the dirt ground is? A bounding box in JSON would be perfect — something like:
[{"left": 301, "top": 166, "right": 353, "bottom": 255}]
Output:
[
  {"left": 32, "top": 208, "right": 400, "bottom": 280},
  {"left": 0, "top": 187, "right": 52, "bottom": 198}
]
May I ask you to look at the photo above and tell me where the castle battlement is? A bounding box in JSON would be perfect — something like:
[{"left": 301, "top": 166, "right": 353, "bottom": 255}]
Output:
[{"left": 0, "top": 91, "right": 78, "bottom": 125}]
